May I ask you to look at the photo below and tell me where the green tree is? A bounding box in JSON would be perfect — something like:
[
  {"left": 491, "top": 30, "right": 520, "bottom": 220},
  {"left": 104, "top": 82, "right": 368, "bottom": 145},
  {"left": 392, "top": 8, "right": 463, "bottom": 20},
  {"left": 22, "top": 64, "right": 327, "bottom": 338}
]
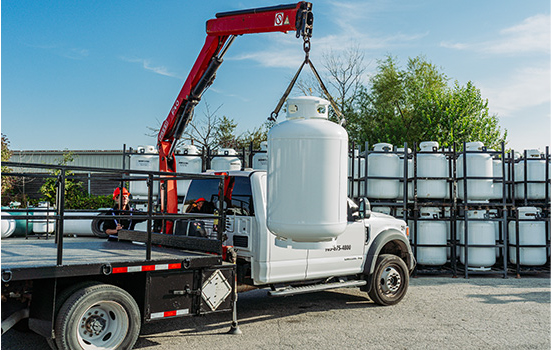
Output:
[
  {"left": 348, "top": 55, "right": 507, "bottom": 150},
  {"left": 1, "top": 134, "right": 13, "bottom": 195},
  {"left": 215, "top": 116, "right": 238, "bottom": 149},
  {"left": 39, "top": 152, "right": 112, "bottom": 209},
  {"left": 235, "top": 120, "right": 274, "bottom": 150}
]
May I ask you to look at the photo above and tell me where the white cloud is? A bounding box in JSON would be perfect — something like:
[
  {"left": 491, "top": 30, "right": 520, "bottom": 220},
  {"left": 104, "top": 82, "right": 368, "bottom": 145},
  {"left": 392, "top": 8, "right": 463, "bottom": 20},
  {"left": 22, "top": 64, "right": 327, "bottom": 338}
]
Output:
[
  {"left": 228, "top": 0, "right": 427, "bottom": 70},
  {"left": 27, "top": 42, "right": 90, "bottom": 60},
  {"left": 479, "top": 64, "right": 551, "bottom": 117},
  {"left": 120, "top": 56, "right": 181, "bottom": 78},
  {"left": 441, "top": 14, "right": 550, "bottom": 55}
]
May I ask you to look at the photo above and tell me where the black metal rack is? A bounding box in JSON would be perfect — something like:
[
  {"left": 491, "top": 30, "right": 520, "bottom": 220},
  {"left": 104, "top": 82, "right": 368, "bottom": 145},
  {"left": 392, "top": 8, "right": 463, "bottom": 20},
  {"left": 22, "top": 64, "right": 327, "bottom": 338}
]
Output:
[
  {"left": 1, "top": 161, "right": 227, "bottom": 264},
  {"left": 346, "top": 141, "right": 551, "bottom": 278},
  {"left": 507, "top": 146, "right": 551, "bottom": 277}
]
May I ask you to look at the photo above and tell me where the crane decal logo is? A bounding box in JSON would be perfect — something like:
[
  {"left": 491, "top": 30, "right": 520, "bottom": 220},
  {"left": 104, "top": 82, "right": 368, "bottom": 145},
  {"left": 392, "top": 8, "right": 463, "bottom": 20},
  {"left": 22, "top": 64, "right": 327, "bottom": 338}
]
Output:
[{"left": 274, "top": 12, "right": 284, "bottom": 26}]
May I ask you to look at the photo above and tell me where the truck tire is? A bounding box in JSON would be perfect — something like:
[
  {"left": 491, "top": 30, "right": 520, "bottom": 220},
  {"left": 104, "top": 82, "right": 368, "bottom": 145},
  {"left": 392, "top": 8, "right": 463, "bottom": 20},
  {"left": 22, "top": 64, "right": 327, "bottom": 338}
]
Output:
[
  {"left": 54, "top": 283, "right": 140, "bottom": 350},
  {"left": 47, "top": 281, "right": 102, "bottom": 349},
  {"left": 91, "top": 217, "right": 108, "bottom": 238},
  {"left": 368, "top": 254, "right": 409, "bottom": 306}
]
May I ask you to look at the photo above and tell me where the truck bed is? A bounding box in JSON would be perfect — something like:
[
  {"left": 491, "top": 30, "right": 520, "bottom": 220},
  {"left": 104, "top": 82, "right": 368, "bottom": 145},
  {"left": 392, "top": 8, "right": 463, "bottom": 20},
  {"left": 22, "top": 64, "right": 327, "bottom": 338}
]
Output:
[{"left": 1, "top": 237, "right": 222, "bottom": 281}]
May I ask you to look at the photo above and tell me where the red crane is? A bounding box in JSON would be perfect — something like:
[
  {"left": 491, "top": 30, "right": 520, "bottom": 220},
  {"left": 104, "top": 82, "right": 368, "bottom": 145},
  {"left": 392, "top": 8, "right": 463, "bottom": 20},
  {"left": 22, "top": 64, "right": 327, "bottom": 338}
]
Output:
[{"left": 157, "top": 2, "right": 313, "bottom": 233}]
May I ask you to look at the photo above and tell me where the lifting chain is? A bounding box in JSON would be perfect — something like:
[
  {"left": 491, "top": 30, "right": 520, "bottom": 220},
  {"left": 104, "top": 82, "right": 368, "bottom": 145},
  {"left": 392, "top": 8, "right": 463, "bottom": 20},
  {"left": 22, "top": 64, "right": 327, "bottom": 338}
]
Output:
[{"left": 269, "top": 34, "right": 344, "bottom": 125}]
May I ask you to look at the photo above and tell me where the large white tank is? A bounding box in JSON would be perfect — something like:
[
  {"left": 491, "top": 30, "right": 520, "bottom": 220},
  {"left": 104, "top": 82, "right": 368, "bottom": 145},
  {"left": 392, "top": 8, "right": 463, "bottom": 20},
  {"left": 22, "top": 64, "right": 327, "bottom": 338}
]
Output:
[
  {"left": 348, "top": 149, "right": 365, "bottom": 198},
  {"left": 491, "top": 155, "right": 504, "bottom": 200},
  {"left": 267, "top": 96, "right": 348, "bottom": 247},
  {"left": 63, "top": 212, "right": 97, "bottom": 236},
  {"left": 372, "top": 206, "right": 392, "bottom": 215},
  {"left": 32, "top": 202, "right": 56, "bottom": 234},
  {"left": 175, "top": 145, "right": 203, "bottom": 196},
  {"left": 457, "top": 142, "right": 494, "bottom": 201},
  {"left": 417, "top": 141, "right": 448, "bottom": 199},
  {"left": 415, "top": 207, "right": 448, "bottom": 266},
  {"left": 1, "top": 212, "right": 16, "bottom": 239},
  {"left": 211, "top": 148, "right": 242, "bottom": 171},
  {"left": 508, "top": 207, "right": 547, "bottom": 266},
  {"left": 129, "top": 145, "right": 159, "bottom": 197},
  {"left": 367, "top": 143, "right": 401, "bottom": 199},
  {"left": 515, "top": 149, "right": 550, "bottom": 200},
  {"left": 458, "top": 208, "right": 496, "bottom": 269},
  {"left": 252, "top": 141, "right": 268, "bottom": 170}
]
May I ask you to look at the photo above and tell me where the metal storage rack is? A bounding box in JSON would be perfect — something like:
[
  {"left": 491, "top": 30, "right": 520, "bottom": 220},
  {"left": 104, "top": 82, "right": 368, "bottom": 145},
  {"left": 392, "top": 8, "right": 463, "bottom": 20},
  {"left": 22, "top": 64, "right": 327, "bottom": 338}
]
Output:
[
  {"left": 508, "top": 147, "right": 550, "bottom": 277},
  {"left": 455, "top": 142, "right": 509, "bottom": 278},
  {"left": 409, "top": 142, "right": 457, "bottom": 276}
]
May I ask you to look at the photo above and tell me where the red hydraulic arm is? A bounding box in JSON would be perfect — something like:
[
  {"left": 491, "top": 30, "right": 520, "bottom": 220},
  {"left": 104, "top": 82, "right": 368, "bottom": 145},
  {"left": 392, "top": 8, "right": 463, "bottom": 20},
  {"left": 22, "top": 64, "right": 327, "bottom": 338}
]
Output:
[{"left": 157, "top": 2, "right": 313, "bottom": 233}]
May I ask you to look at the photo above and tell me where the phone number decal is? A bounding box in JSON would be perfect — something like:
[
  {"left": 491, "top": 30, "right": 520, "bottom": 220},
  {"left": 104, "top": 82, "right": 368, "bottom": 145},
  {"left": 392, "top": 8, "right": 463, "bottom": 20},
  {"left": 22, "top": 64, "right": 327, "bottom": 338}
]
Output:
[{"left": 325, "top": 244, "right": 352, "bottom": 252}]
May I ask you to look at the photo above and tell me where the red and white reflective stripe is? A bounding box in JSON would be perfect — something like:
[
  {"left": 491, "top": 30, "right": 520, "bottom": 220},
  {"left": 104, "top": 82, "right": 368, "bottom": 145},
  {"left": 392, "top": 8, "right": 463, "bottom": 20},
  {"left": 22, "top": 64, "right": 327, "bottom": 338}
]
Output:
[
  {"left": 150, "top": 308, "right": 189, "bottom": 319},
  {"left": 112, "top": 263, "right": 181, "bottom": 274}
]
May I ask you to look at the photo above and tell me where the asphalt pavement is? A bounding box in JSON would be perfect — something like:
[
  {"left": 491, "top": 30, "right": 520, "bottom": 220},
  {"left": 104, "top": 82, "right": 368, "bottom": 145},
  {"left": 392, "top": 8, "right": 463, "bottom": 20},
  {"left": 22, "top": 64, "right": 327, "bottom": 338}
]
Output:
[{"left": 2, "top": 274, "right": 549, "bottom": 350}]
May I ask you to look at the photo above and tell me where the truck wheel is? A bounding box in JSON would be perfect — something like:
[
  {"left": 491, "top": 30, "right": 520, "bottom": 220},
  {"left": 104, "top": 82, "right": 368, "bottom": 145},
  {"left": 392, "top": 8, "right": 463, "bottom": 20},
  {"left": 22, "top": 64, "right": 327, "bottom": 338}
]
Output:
[
  {"left": 47, "top": 282, "right": 101, "bottom": 349},
  {"left": 54, "top": 284, "right": 140, "bottom": 350},
  {"left": 368, "top": 254, "right": 409, "bottom": 306},
  {"left": 91, "top": 218, "right": 108, "bottom": 238}
]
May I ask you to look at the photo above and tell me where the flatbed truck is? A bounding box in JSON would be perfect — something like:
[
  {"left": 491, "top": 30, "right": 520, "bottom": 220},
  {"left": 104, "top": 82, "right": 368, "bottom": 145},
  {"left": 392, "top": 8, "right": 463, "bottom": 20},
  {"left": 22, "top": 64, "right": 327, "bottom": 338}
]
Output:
[{"left": 1, "top": 162, "right": 237, "bottom": 350}]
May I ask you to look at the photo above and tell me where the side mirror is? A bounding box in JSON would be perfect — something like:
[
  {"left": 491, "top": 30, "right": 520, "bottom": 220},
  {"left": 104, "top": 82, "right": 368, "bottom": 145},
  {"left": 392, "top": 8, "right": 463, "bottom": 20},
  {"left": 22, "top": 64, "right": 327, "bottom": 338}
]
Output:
[
  {"left": 358, "top": 197, "right": 371, "bottom": 219},
  {"left": 347, "top": 198, "right": 359, "bottom": 221}
]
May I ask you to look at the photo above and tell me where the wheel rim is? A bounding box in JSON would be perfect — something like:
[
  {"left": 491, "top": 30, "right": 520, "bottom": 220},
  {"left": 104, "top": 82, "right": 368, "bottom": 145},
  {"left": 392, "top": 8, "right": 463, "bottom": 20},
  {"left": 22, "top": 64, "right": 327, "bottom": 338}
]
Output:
[
  {"left": 379, "top": 266, "right": 402, "bottom": 295},
  {"left": 77, "top": 301, "right": 129, "bottom": 349}
]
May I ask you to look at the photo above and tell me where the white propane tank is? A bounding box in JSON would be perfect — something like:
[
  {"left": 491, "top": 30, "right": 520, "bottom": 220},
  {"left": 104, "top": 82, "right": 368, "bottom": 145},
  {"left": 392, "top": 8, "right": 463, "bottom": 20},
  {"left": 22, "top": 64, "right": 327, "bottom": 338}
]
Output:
[
  {"left": 515, "top": 149, "right": 550, "bottom": 200},
  {"left": 129, "top": 145, "right": 159, "bottom": 197},
  {"left": 348, "top": 149, "right": 365, "bottom": 198},
  {"left": 457, "top": 142, "right": 494, "bottom": 201},
  {"left": 63, "top": 212, "right": 98, "bottom": 236},
  {"left": 508, "top": 207, "right": 547, "bottom": 266},
  {"left": 488, "top": 208, "right": 502, "bottom": 258},
  {"left": 32, "top": 202, "right": 56, "bottom": 234},
  {"left": 367, "top": 143, "right": 401, "bottom": 199},
  {"left": 491, "top": 155, "right": 504, "bottom": 200},
  {"left": 372, "top": 206, "right": 392, "bottom": 215},
  {"left": 267, "top": 96, "right": 348, "bottom": 248},
  {"left": 397, "top": 148, "right": 413, "bottom": 200},
  {"left": 175, "top": 145, "right": 203, "bottom": 196},
  {"left": 1, "top": 212, "right": 16, "bottom": 239},
  {"left": 252, "top": 141, "right": 268, "bottom": 170},
  {"left": 417, "top": 141, "right": 448, "bottom": 199},
  {"left": 459, "top": 208, "right": 496, "bottom": 270},
  {"left": 415, "top": 207, "right": 447, "bottom": 266},
  {"left": 211, "top": 148, "right": 242, "bottom": 171}
]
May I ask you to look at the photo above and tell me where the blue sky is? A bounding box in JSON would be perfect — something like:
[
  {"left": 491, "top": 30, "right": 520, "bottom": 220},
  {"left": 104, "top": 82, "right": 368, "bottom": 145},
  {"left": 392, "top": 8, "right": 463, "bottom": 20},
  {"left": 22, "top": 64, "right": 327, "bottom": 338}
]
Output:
[{"left": 2, "top": 0, "right": 550, "bottom": 153}]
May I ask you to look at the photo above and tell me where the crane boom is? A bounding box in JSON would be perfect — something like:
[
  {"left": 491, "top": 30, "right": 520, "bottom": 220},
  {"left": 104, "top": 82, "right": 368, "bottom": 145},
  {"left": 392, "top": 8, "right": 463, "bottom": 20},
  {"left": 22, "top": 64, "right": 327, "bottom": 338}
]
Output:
[{"left": 157, "top": 2, "right": 313, "bottom": 233}]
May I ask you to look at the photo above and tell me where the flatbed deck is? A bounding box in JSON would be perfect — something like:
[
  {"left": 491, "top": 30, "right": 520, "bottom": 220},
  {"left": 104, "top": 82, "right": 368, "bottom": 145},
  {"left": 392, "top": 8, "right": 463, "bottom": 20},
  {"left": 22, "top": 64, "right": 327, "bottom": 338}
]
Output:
[{"left": 1, "top": 237, "right": 222, "bottom": 281}]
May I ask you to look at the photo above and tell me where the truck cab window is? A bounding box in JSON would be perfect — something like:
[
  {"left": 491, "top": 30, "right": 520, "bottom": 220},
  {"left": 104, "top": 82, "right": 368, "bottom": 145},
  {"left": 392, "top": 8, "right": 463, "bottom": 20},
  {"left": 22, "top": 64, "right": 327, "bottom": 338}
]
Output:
[{"left": 184, "top": 176, "right": 254, "bottom": 216}]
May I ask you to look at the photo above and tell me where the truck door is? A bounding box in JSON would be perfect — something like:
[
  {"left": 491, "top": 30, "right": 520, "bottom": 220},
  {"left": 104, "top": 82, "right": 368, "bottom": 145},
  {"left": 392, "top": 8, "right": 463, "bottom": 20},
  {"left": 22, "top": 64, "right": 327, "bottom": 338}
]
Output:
[{"left": 305, "top": 219, "right": 366, "bottom": 279}]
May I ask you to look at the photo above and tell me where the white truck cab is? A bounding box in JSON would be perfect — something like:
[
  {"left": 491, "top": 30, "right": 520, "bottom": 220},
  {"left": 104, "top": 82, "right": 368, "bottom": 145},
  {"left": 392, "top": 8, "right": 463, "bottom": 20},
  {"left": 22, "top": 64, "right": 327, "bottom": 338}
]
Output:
[{"left": 182, "top": 170, "right": 415, "bottom": 306}]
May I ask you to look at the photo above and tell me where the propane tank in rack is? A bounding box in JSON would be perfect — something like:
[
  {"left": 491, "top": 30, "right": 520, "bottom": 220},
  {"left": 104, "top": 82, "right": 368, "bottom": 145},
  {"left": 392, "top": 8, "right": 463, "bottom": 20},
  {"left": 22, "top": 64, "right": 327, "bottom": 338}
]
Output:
[
  {"left": 417, "top": 141, "right": 448, "bottom": 199},
  {"left": 515, "top": 149, "right": 550, "bottom": 200},
  {"left": 129, "top": 145, "right": 159, "bottom": 197},
  {"left": 508, "top": 207, "right": 547, "bottom": 266},
  {"left": 457, "top": 142, "right": 494, "bottom": 201},
  {"left": 459, "top": 208, "right": 496, "bottom": 270},
  {"left": 211, "top": 148, "right": 242, "bottom": 171},
  {"left": 415, "top": 207, "right": 448, "bottom": 266},
  {"left": 367, "top": 143, "right": 401, "bottom": 199},
  {"left": 175, "top": 145, "right": 203, "bottom": 195},
  {"left": 252, "top": 141, "right": 268, "bottom": 170}
]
